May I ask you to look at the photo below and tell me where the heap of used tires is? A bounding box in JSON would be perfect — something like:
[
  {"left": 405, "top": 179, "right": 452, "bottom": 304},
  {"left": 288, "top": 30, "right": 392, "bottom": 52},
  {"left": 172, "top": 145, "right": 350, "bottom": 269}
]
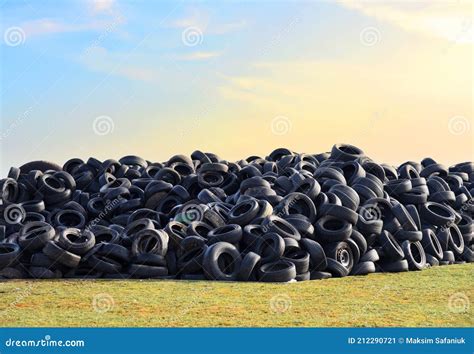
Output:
[{"left": 0, "top": 144, "right": 472, "bottom": 281}]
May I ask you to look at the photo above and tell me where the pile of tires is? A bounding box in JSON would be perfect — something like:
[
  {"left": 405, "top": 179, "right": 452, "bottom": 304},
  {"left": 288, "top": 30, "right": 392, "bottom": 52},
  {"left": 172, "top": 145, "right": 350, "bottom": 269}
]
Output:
[{"left": 0, "top": 144, "right": 472, "bottom": 281}]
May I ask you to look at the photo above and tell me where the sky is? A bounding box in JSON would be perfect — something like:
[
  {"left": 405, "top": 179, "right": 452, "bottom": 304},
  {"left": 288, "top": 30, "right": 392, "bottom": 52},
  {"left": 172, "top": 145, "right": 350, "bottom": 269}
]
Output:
[{"left": 0, "top": 0, "right": 473, "bottom": 174}]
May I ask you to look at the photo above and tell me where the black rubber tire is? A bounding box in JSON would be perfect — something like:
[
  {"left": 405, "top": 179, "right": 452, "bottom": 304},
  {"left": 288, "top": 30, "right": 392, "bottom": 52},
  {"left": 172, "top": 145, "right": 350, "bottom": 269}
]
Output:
[
  {"left": 258, "top": 260, "right": 296, "bottom": 282},
  {"left": 90, "top": 225, "right": 121, "bottom": 245},
  {"left": 180, "top": 273, "right": 206, "bottom": 280},
  {"left": 276, "top": 192, "right": 317, "bottom": 223},
  {"left": 379, "top": 230, "right": 404, "bottom": 261},
  {"left": 402, "top": 241, "right": 426, "bottom": 270},
  {"left": 86, "top": 254, "right": 122, "bottom": 274},
  {"left": 18, "top": 221, "right": 55, "bottom": 251},
  {"left": 325, "top": 258, "right": 349, "bottom": 277},
  {"left": 164, "top": 221, "right": 187, "bottom": 250},
  {"left": 261, "top": 215, "right": 301, "bottom": 241},
  {"left": 391, "top": 202, "right": 418, "bottom": 231},
  {"left": 425, "top": 254, "right": 439, "bottom": 267},
  {"left": 94, "top": 243, "right": 130, "bottom": 264},
  {"left": 228, "top": 199, "right": 260, "bottom": 225},
  {"left": 460, "top": 247, "right": 474, "bottom": 262},
  {"left": 131, "top": 229, "right": 169, "bottom": 257},
  {"left": 202, "top": 242, "right": 242, "bottom": 281},
  {"left": 53, "top": 209, "right": 86, "bottom": 229},
  {"left": 178, "top": 245, "right": 208, "bottom": 274},
  {"left": 0, "top": 243, "right": 20, "bottom": 269},
  {"left": 330, "top": 144, "right": 364, "bottom": 162},
  {"left": 315, "top": 216, "right": 352, "bottom": 242},
  {"left": 329, "top": 184, "right": 360, "bottom": 211},
  {"left": 359, "top": 249, "right": 380, "bottom": 263},
  {"left": 42, "top": 241, "right": 81, "bottom": 268},
  {"left": 394, "top": 229, "right": 422, "bottom": 242},
  {"left": 282, "top": 249, "right": 310, "bottom": 274},
  {"left": 186, "top": 221, "right": 213, "bottom": 238},
  {"left": 376, "top": 259, "right": 409, "bottom": 272},
  {"left": 446, "top": 224, "right": 465, "bottom": 257},
  {"left": 0, "top": 266, "right": 25, "bottom": 279},
  {"left": 181, "top": 235, "right": 207, "bottom": 252},
  {"left": 256, "top": 233, "right": 285, "bottom": 263},
  {"left": 128, "top": 264, "right": 168, "bottom": 278},
  {"left": 295, "top": 271, "right": 310, "bottom": 281},
  {"left": 284, "top": 216, "right": 315, "bottom": 239},
  {"left": 57, "top": 228, "right": 95, "bottom": 255},
  {"left": 345, "top": 238, "right": 360, "bottom": 265},
  {"left": 207, "top": 224, "right": 242, "bottom": 244},
  {"left": 384, "top": 179, "right": 412, "bottom": 195},
  {"left": 350, "top": 261, "right": 375, "bottom": 276},
  {"left": 318, "top": 203, "right": 358, "bottom": 225},
  {"left": 323, "top": 242, "right": 354, "bottom": 272},
  {"left": 237, "top": 252, "right": 261, "bottom": 281},
  {"left": 421, "top": 228, "right": 443, "bottom": 259},
  {"left": 310, "top": 271, "right": 332, "bottom": 280},
  {"left": 350, "top": 230, "right": 367, "bottom": 255},
  {"left": 19, "top": 160, "right": 62, "bottom": 173},
  {"left": 29, "top": 266, "right": 61, "bottom": 279},
  {"left": 299, "top": 238, "right": 327, "bottom": 271},
  {"left": 442, "top": 250, "right": 455, "bottom": 264},
  {"left": 436, "top": 227, "right": 451, "bottom": 251},
  {"left": 356, "top": 214, "right": 383, "bottom": 236},
  {"left": 405, "top": 204, "right": 422, "bottom": 231},
  {"left": 419, "top": 202, "right": 455, "bottom": 227},
  {"left": 132, "top": 253, "right": 167, "bottom": 267},
  {"left": 165, "top": 250, "right": 178, "bottom": 275}
]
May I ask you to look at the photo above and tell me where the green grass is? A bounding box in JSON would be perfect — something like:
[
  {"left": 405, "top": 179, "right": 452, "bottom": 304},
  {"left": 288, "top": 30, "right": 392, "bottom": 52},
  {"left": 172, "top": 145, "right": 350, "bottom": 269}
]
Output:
[{"left": 0, "top": 264, "right": 472, "bottom": 327}]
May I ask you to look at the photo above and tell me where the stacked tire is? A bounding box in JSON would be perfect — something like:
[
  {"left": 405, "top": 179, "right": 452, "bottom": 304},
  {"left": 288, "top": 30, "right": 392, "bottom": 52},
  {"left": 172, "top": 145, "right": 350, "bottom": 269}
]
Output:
[{"left": 0, "top": 145, "right": 472, "bottom": 281}]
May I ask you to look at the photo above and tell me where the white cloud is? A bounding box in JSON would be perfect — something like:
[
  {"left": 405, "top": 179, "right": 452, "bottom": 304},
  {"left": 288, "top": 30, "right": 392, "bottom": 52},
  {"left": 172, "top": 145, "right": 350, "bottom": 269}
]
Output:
[
  {"left": 17, "top": 0, "right": 124, "bottom": 38},
  {"left": 89, "top": 0, "right": 116, "bottom": 14},
  {"left": 339, "top": 0, "right": 472, "bottom": 43},
  {"left": 176, "top": 51, "right": 222, "bottom": 61},
  {"left": 167, "top": 7, "right": 246, "bottom": 34},
  {"left": 81, "top": 46, "right": 159, "bottom": 82},
  {"left": 20, "top": 18, "right": 113, "bottom": 37}
]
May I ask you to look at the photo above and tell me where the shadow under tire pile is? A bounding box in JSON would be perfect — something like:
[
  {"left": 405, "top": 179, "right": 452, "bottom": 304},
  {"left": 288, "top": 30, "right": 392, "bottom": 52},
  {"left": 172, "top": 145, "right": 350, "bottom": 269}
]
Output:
[{"left": 0, "top": 144, "right": 472, "bottom": 281}]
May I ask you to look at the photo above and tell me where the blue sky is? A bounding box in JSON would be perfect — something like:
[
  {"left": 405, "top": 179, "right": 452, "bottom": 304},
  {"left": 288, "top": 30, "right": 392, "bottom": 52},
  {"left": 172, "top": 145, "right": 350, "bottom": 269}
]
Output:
[{"left": 1, "top": 0, "right": 472, "bottom": 173}]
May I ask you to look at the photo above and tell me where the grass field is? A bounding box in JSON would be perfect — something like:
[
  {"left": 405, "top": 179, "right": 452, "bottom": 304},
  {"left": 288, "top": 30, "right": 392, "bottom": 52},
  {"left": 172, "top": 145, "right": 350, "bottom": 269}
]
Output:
[{"left": 0, "top": 264, "right": 472, "bottom": 327}]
